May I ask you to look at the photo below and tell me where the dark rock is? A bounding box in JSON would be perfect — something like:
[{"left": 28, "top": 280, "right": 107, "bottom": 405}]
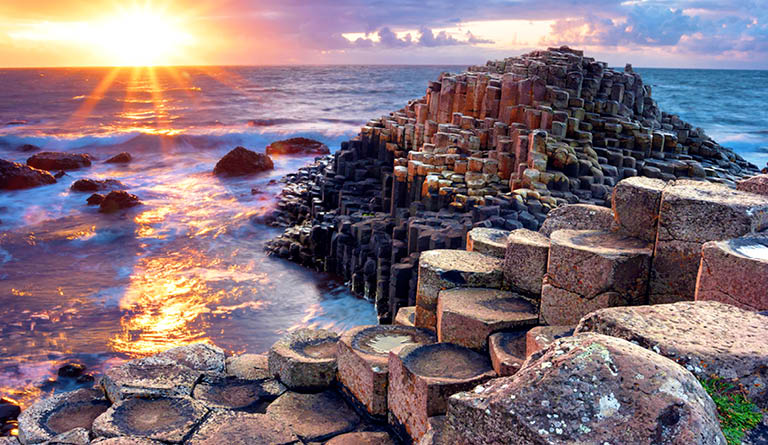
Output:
[
  {"left": 213, "top": 147, "right": 274, "bottom": 176},
  {"left": 26, "top": 152, "right": 91, "bottom": 171},
  {"left": 17, "top": 388, "right": 109, "bottom": 444},
  {"left": 0, "top": 159, "right": 56, "bottom": 190},
  {"left": 53, "top": 171, "right": 66, "bottom": 179},
  {"left": 99, "top": 191, "right": 141, "bottom": 213},
  {"left": 105, "top": 152, "right": 132, "bottom": 164},
  {"left": 266, "top": 137, "right": 330, "bottom": 157},
  {"left": 19, "top": 144, "right": 39, "bottom": 152},
  {"left": 92, "top": 397, "right": 207, "bottom": 443},
  {"left": 57, "top": 363, "right": 86, "bottom": 378},
  {"left": 71, "top": 179, "right": 124, "bottom": 192},
  {"left": 186, "top": 411, "right": 298, "bottom": 445},
  {"left": 266, "top": 390, "right": 359, "bottom": 442},
  {"left": 86, "top": 194, "right": 105, "bottom": 206},
  {"left": 0, "top": 398, "right": 20, "bottom": 423}
]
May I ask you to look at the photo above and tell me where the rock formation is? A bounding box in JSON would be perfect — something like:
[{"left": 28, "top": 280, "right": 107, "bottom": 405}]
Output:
[
  {"left": 266, "top": 137, "right": 330, "bottom": 156},
  {"left": 26, "top": 152, "right": 92, "bottom": 171},
  {"left": 213, "top": 146, "right": 274, "bottom": 176},
  {"left": 0, "top": 159, "right": 56, "bottom": 190}
]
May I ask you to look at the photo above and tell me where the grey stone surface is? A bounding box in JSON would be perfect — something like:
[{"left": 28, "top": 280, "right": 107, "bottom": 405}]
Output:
[
  {"left": 268, "top": 328, "right": 339, "bottom": 391},
  {"left": 40, "top": 427, "right": 89, "bottom": 445},
  {"left": 153, "top": 343, "right": 226, "bottom": 374},
  {"left": 186, "top": 410, "right": 299, "bottom": 445},
  {"left": 100, "top": 356, "right": 201, "bottom": 402},
  {"left": 466, "top": 228, "right": 509, "bottom": 258},
  {"left": 18, "top": 389, "right": 109, "bottom": 445},
  {"left": 503, "top": 229, "right": 550, "bottom": 296},
  {"left": 612, "top": 176, "right": 668, "bottom": 242},
  {"left": 539, "top": 204, "right": 615, "bottom": 237},
  {"left": 266, "top": 391, "right": 359, "bottom": 442},
  {"left": 225, "top": 353, "right": 271, "bottom": 381},
  {"left": 192, "top": 374, "right": 285, "bottom": 411}
]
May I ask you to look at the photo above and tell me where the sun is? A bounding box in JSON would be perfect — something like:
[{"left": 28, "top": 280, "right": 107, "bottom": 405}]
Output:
[{"left": 96, "top": 5, "right": 194, "bottom": 66}]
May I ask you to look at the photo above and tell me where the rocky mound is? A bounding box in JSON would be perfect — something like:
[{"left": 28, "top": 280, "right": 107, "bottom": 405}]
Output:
[
  {"left": 266, "top": 137, "right": 330, "bottom": 156},
  {"left": 0, "top": 159, "right": 56, "bottom": 190},
  {"left": 71, "top": 179, "right": 125, "bottom": 192},
  {"left": 26, "top": 152, "right": 91, "bottom": 171},
  {"left": 99, "top": 191, "right": 141, "bottom": 213},
  {"left": 213, "top": 147, "right": 274, "bottom": 176},
  {"left": 105, "top": 152, "right": 132, "bottom": 164}
]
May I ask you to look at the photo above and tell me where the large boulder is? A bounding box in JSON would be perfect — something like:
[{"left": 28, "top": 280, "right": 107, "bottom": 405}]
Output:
[
  {"left": 213, "top": 147, "right": 274, "bottom": 176},
  {"left": 538, "top": 204, "right": 615, "bottom": 237},
  {"left": 0, "top": 159, "right": 56, "bottom": 190},
  {"left": 70, "top": 178, "right": 124, "bottom": 192},
  {"left": 265, "top": 137, "right": 330, "bottom": 157},
  {"left": 26, "top": 152, "right": 91, "bottom": 171},
  {"left": 444, "top": 333, "right": 725, "bottom": 445},
  {"left": 577, "top": 301, "right": 768, "bottom": 408},
  {"left": 99, "top": 191, "right": 141, "bottom": 213},
  {"left": 105, "top": 152, "right": 132, "bottom": 164}
]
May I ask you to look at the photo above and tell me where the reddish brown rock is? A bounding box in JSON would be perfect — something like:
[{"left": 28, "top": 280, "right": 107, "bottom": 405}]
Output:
[
  {"left": 268, "top": 328, "right": 339, "bottom": 391},
  {"left": 538, "top": 204, "right": 615, "bottom": 237},
  {"left": 192, "top": 374, "right": 285, "bottom": 411},
  {"left": 577, "top": 301, "right": 768, "bottom": 408},
  {"left": 186, "top": 411, "right": 298, "bottom": 445},
  {"left": 265, "top": 137, "right": 330, "bottom": 157},
  {"left": 225, "top": 353, "right": 271, "bottom": 381},
  {"left": 394, "top": 306, "right": 416, "bottom": 327},
  {"left": 92, "top": 397, "right": 207, "bottom": 444},
  {"left": 0, "top": 159, "right": 56, "bottom": 190},
  {"left": 540, "top": 282, "right": 628, "bottom": 325},
  {"left": 17, "top": 389, "right": 109, "bottom": 445},
  {"left": 737, "top": 174, "right": 768, "bottom": 196},
  {"left": 695, "top": 235, "right": 768, "bottom": 311},
  {"left": 266, "top": 390, "right": 359, "bottom": 442},
  {"left": 612, "top": 176, "right": 667, "bottom": 242},
  {"left": 213, "top": 146, "right": 274, "bottom": 176},
  {"left": 105, "top": 152, "right": 132, "bottom": 164},
  {"left": 444, "top": 333, "right": 725, "bottom": 445},
  {"left": 416, "top": 250, "right": 503, "bottom": 331},
  {"left": 388, "top": 343, "right": 495, "bottom": 443},
  {"left": 437, "top": 288, "right": 537, "bottom": 350},
  {"left": 336, "top": 325, "right": 435, "bottom": 418},
  {"left": 70, "top": 178, "right": 124, "bottom": 192},
  {"left": 651, "top": 181, "right": 768, "bottom": 303},
  {"left": 325, "top": 432, "right": 394, "bottom": 445},
  {"left": 525, "top": 325, "right": 574, "bottom": 357},
  {"left": 26, "top": 152, "right": 91, "bottom": 171},
  {"left": 503, "top": 229, "right": 550, "bottom": 295},
  {"left": 488, "top": 330, "right": 527, "bottom": 376},
  {"left": 86, "top": 193, "right": 104, "bottom": 205},
  {"left": 466, "top": 228, "right": 509, "bottom": 258},
  {"left": 99, "top": 191, "right": 141, "bottom": 213}
]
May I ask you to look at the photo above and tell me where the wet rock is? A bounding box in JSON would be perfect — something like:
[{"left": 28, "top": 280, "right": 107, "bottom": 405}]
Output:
[
  {"left": 0, "top": 398, "right": 20, "bottom": 423},
  {"left": 90, "top": 438, "right": 163, "bottom": 444},
  {"left": 0, "top": 438, "right": 19, "bottom": 445},
  {"left": 192, "top": 374, "right": 285, "bottom": 411},
  {"left": 503, "top": 229, "right": 550, "bottom": 296},
  {"left": 100, "top": 355, "right": 201, "bottom": 402},
  {"left": 53, "top": 171, "right": 65, "bottom": 179},
  {"left": 154, "top": 343, "right": 226, "bottom": 374},
  {"left": 266, "top": 137, "right": 330, "bottom": 157},
  {"left": 444, "top": 333, "right": 725, "bottom": 445},
  {"left": 488, "top": 330, "right": 527, "bottom": 376},
  {"left": 0, "top": 159, "right": 56, "bottom": 190},
  {"left": 268, "top": 328, "right": 339, "bottom": 391},
  {"left": 26, "top": 152, "right": 91, "bottom": 171},
  {"left": 186, "top": 410, "right": 298, "bottom": 445},
  {"left": 612, "top": 176, "right": 668, "bottom": 242},
  {"left": 416, "top": 250, "right": 503, "bottom": 331},
  {"left": 737, "top": 174, "right": 768, "bottom": 196},
  {"left": 105, "top": 152, "right": 132, "bottom": 164},
  {"left": 98, "top": 191, "right": 141, "bottom": 213},
  {"left": 213, "top": 147, "right": 274, "bottom": 176},
  {"left": 437, "top": 288, "right": 538, "bottom": 350},
  {"left": 70, "top": 179, "right": 124, "bottom": 192},
  {"left": 695, "top": 235, "right": 768, "bottom": 311},
  {"left": 388, "top": 343, "right": 495, "bottom": 443},
  {"left": 394, "top": 306, "right": 416, "bottom": 327},
  {"left": 325, "top": 431, "right": 394, "bottom": 445},
  {"left": 92, "top": 397, "right": 207, "bottom": 444},
  {"left": 41, "top": 427, "right": 89, "bottom": 445},
  {"left": 57, "top": 363, "right": 87, "bottom": 378},
  {"left": 525, "top": 325, "right": 574, "bottom": 357},
  {"left": 577, "top": 301, "right": 768, "bottom": 408},
  {"left": 225, "top": 353, "right": 271, "bottom": 381},
  {"left": 538, "top": 204, "right": 615, "bottom": 237},
  {"left": 19, "top": 144, "right": 39, "bottom": 152},
  {"left": 466, "top": 228, "right": 509, "bottom": 258},
  {"left": 266, "top": 390, "right": 359, "bottom": 442},
  {"left": 86, "top": 194, "right": 104, "bottom": 206},
  {"left": 17, "top": 388, "right": 109, "bottom": 445},
  {"left": 337, "top": 325, "right": 435, "bottom": 418},
  {"left": 652, "top": 181, "right": 768, "bottom": 303}
]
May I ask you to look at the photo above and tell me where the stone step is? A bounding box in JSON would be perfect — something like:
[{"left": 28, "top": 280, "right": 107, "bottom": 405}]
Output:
[
  {"left": 436, "top": 288, "right": 538, "bottom": 350},
  {"left": 387, "top": 343, "right": 495, "bottom": 443},
  {"left": 466, "top": 227, "right": 510, "bottom": 258},
  {"left": 416, "top": 250, "right": 503, "bottom": 331},
  {"left": 538, "top": 203, "right": 615, "bottom": 237},
  {"left": 542, "top": 229, "right": 653, "bottom": 325},
  {"left": 267, "top": 328, "right": 339, "bottom": 392},
  {"left": 695, "top": 235, "right": 768, "bottom": 311},
  {"left": 524, "top": 325, "right": 575, "bottom": 357},
  {"left": 488, "top": 331, "right": 528, "bottom": 376},
  {"left": 611, "top": 176, "right": 667, "bottom": 242},
  {"left": 265, "top": 390, "right": 360, "bottom": 443},
  {"left": 92, "top": 397, "right": 208, "bottom": 443},
  {"left": 394, "top": 306, "right": 416, "bottom": 327},
  {"left": 503, "top": 228, "right": 550, "bottom": 296},
  {"left": 337, "top": 325, "right": 436, "bottom": 418}
]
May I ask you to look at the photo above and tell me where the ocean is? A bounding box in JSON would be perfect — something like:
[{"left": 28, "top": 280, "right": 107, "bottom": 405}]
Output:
[{"left": 0, "top": 65, "right": 766, "bottom": 408}]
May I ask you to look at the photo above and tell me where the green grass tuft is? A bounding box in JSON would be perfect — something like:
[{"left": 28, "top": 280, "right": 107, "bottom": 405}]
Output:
[{"left": 699, "top": 376, "right": 763, "bottom": 445}]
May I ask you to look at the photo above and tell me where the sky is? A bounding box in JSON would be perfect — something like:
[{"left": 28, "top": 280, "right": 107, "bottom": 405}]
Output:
[{"left": 0, "top": 0, "right": 766, "bottom": 68}]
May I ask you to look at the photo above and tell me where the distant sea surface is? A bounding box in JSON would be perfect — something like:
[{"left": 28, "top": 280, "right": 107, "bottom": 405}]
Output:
[{"left": 0, "top": 65, "right": 766, "bottom": 407}]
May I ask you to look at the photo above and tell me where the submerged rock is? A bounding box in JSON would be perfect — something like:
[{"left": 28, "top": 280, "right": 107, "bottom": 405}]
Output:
[
  {"left": 26, "top": 152, "right": 91, "bottom": 171},
  {"left": 105, "top": 152, "right": 132, "bottom": 164},
  {"left": 98, "top": 191, "right": 141, "bottom": 213},
  {"left": 0, "top": 159, "right": 56, "bottom": 190},
  {"left": 18, "top": 144, "right": 39, "bottom": 152},
  {"left": 70, "top": 179, "right": 125, "bottom": 192},
  {"left": 444, "top": 333, "right": 725, "bottom": 445},
  {"left": 86, "top": 194, "right": 104, "bottom": 206},
  {"left": 17, "top": 388, "right": 109, "bottom": 445},
  {"left": 213, "top": 147, "right": 274, "bottom": 176},
  {"left": 266, "top": 137, "right": 330, "bottom": 157}
]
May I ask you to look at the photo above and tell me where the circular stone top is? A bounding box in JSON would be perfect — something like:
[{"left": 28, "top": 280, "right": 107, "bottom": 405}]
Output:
[
  {"left": 490, "top": 331, "right": 527, "bottom": 357},
  {"left": 18, "top": 388, "right": 109, "bottom": 444},
  {"left": 420, "top": 249, "right": 502, "bottom": 273},
  {"left": 550, "top": 229, "right": 653, "bottom": 255},
  {"left": 105, "top": 397, "right": 206, "bottom": 437},
  {"left": 272, "top": 328, "right": 339, "bottom": 362},
  {"left": 402, "top": 343, "right": 493, "bottom": 381},
  {"left": 349, "top": 325, "right": 435, "bottom": 360},
  {"left": 724, "top": 236, "right": 768, "bottom": 261},
  {"left": 192, "top": 375, "right": 274, "bottom": 410},
  {"left": 439, "top": 288, "right": 538, "bottom": 324}
]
